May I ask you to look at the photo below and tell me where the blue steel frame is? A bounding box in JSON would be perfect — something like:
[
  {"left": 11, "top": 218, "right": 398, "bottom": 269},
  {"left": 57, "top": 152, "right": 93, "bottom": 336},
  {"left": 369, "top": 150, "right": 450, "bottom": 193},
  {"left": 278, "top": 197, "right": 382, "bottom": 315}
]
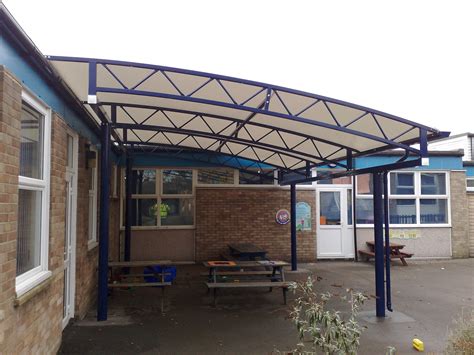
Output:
[{"left": 46, "top": 56, "right": 449, "bottom": 321}]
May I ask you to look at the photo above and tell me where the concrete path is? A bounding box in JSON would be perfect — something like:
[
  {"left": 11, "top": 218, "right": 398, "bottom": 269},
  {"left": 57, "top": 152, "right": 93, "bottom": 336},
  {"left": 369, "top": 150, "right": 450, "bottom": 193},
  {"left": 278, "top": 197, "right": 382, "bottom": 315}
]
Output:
[{"left": 59, "top": 259, "right": 473, "bottom": 354}]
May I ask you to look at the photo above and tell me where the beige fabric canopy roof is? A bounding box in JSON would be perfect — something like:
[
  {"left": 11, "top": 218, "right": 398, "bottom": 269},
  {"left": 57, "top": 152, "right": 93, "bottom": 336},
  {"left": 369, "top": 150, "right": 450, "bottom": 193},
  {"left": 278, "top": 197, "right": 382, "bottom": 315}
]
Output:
[{"left": 48, "top": 56, "right": 444, "bottom": 172}]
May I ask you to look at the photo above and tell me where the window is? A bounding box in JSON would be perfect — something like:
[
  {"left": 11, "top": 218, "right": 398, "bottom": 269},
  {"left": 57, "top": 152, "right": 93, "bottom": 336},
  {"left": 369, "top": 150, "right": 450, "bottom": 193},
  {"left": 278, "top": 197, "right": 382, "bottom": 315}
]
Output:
[
  {"left": 88, "top": 146, "right": 98, "bottom": 247},
  {"left": 316, "top": 170, "right": 352, "bottom": 185},
  {"left": 197, "top": 168, "right": 235, "bottom": 185},
  {"left": 16, "top": 91, "right": 51, "bottom": 296},
  {"left": 467, "top": 178, "right": 474, "bottom": 192},
  {"left": 355, "top": 171, "right": 449, "bottom": 226},
  {"left": 127, "top": 169, "right": 195, "bottom": 227},
  {"left": 390, "top": 172, "right": 414, "bottom": 195},
  {"left": 239, "top": 168, "right": 276, "bottom": 185}
]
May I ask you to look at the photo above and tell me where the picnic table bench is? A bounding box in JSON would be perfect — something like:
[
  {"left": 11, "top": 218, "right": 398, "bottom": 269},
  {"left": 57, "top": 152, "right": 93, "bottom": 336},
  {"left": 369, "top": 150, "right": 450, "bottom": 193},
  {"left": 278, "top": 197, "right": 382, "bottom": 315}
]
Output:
[
  {"left": 203, "top": 260, "right": 293, "bottom": 306},
  {"left": 227, "top": 243, "right": 268, "bottom": 261},
  {"left": 359, "top": 241, "right": 413, "bottom": 266},
  {"left": 108, "top": 260, "right": 194, "bottom": 311}
]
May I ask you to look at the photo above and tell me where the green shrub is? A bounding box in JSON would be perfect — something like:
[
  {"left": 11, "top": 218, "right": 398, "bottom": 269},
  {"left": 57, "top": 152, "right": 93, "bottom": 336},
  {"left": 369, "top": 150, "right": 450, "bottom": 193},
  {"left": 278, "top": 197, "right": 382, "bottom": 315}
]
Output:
[{"left": 287, "top": 276, "right": 368, "bottom": 355}]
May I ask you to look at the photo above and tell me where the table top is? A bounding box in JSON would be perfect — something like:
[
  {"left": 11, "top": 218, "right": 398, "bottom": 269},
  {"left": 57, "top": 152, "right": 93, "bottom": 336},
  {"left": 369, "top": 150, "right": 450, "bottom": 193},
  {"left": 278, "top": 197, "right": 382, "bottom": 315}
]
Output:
[
  {"left": 228, "top": 243, "right": 267, "bottom": 254},
  {"left": 366, "top": 241, "right": 405, "bottom": 249},
  {"left": 203, "top": 260, "right": 288, "bottom": 268}
]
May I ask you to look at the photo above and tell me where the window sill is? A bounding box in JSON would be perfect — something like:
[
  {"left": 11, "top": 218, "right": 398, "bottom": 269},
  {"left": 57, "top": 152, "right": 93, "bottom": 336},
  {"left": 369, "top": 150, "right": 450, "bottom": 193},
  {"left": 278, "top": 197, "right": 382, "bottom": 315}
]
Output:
[
  {"left": 88, "top": 240, "right": 99, "bottom": 251},
  {"left": 15, "top": 271, "right": 52, "bottom": 305}
]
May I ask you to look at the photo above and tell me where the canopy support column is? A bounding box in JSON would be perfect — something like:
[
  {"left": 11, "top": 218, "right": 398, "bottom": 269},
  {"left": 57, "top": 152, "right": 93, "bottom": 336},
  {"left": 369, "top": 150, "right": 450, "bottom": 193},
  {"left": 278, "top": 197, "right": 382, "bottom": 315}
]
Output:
[
  {"left": 383, "top": 172, "right": 393, "bottom": 312},
  {"left": 290, "top": 183, "right": 297, "bottom": 271},
  {"left": 97, "top": 122, "right": 110, "bottom": 321},
  {"left": 372, "top": 172, "right": 385, "bottom": 317},
  {"left": 124, "top": 150, "right": 133, "bottom": 262}
]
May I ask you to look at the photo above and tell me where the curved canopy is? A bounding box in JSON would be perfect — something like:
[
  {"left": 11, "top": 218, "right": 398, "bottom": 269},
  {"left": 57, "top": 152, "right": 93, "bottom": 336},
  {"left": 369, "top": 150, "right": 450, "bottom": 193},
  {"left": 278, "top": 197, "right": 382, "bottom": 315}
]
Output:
[{"left": 47, "top": 56, "right": 446, "bottom": 177}]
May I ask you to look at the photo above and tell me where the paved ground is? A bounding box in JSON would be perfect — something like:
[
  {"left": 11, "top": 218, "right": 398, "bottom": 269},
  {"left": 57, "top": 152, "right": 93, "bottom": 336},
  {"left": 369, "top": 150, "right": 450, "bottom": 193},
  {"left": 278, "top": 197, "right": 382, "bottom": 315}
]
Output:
[{"left": 59, "top": 259, "right": 473, "bottom": 354}]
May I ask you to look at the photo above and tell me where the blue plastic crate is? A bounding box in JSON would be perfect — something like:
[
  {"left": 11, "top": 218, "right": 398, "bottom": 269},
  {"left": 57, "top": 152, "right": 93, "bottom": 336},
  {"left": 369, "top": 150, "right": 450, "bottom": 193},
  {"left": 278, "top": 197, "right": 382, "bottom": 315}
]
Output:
[{"left": 144, "top": 265, "right": 177, "bottom": 283}]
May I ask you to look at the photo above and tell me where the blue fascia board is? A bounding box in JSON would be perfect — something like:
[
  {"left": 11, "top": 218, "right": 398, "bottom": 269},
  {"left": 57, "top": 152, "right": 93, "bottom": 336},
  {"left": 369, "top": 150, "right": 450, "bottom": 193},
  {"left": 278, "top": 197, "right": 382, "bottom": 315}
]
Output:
[
  {"left": 354, "top": 155, "right": 463, "bottom": 170},
  {"left": 464, "top": 165, "right": 474, "bottom": 177},
  {"left": 118, "top": 152, "right": 274, "bottom": 169},
  {"left": 0, "top": 35, "right": 99, "bottom": 145},
  {"left": 317, "top": 155, "right": 463, "bottom": 171}
]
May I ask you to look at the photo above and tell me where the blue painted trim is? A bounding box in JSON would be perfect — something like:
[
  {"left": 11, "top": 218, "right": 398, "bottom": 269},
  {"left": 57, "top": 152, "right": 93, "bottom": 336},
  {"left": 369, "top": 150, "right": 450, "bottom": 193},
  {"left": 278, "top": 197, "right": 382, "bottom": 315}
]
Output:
[
  {"left": 353, "top": 155, "right": 463, "bottom": 170},
  {"left": 0, "top": 36, "right": 99, "bottom": 144},
  {"left": 123, "top": 152, "right": 274, "bottom": 169},
  {"left": 464, "top": 165, "right": 474, "bottom": 177}
]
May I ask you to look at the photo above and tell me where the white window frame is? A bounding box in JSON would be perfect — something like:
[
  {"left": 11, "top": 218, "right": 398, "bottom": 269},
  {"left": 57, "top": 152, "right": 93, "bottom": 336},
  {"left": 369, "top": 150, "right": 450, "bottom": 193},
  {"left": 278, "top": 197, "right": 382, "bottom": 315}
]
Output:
[
  {"left": 87, "top": 146, "right": 98, "bottom": 249},
  {"left": 16, "top": 90, "right": 52, "bottom": 297},
  {"left": 467, "top": 177, "right": 474, "bottom": 192},
  {"left": 355, "top": 171, "right": 450, "bottom": 228},
  {"left": 124, "top": 168, "right": 196, "bottom": 230}
]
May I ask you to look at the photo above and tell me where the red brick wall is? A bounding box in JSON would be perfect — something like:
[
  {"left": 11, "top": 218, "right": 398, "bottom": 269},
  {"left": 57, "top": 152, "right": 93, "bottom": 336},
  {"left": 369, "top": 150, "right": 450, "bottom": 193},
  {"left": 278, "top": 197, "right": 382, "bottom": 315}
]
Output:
[{"left": 195, "top": 187, "right": 316, "bottom": 262}]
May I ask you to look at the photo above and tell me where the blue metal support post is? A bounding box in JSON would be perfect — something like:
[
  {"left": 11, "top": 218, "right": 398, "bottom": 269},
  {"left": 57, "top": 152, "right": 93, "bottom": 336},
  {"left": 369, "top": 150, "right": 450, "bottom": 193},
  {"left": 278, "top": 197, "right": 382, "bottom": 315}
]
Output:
[
  {"left": 372, "top": 172, "right": 385, "bottom": 317},
  {"left": 97, "top": 122, "right": 110, "bottom": 321},
  {"left": 124, "top": 150, "right": 133, "bottom": 262},
  {"left": 383, "top": 172, "right": 393, "bottom": 312},
  {"left": 290, "top": 183, "right": 297, "bottom": 271}
]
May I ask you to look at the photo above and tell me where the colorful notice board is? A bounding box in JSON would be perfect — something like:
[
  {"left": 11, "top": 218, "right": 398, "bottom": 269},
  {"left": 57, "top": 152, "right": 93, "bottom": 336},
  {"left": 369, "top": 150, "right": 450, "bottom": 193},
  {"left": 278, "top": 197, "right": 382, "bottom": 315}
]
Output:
[{"left": 296, "top": 202, "right": 311, "bottom": 231}]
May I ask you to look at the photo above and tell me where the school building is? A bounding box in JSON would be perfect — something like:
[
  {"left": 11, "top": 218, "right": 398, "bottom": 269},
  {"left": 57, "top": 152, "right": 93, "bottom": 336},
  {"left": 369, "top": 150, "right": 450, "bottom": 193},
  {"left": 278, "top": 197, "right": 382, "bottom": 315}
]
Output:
[{"left": 0, "top": 3, "right": 471, "bottom": 353}]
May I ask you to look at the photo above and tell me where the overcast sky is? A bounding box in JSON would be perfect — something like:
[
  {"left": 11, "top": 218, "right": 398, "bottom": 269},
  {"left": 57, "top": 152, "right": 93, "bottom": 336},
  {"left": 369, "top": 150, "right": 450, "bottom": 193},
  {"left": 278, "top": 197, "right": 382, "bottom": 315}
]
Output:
[{"left": 4, "top": 0, "right": 473, "bottom": 134}]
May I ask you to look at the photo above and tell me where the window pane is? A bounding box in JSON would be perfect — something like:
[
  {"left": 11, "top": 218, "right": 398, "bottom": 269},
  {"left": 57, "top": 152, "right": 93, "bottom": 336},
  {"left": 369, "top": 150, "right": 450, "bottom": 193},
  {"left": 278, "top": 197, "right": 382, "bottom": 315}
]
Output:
[
  {"left": 131, "top": 199, "right": 158, "bottom": 226},
  {"left": 356, "top": 174, "right": 373, "bottom": 195},
  {"left": 162, "top": 170, "right": 193, "bottom": 194},
  {"left": 132, "top": 170, "right": 156, "bottom": 194},
  {"left": 20, "top": 102, "right": 44, "bottom": 179},
  {"left": 467, "top": 179, "right": 474, "bottom": 188},
  {"left": 421, "top": 173, "right": 446, "bottom": 195},
  {"left": 420, "top": 199, "right": 448, "bottom": 224},
  {"left": 356, "top": 198, "right": 373, "bottom": 224},
  {"left": 161, "top": 198, "right": 194, "bottom": 226},
  {"left": 239, "top": 168, "right": 275, "bottom": 185},
  {"left": 198, "top": 168, "right": 234, "bottom": 184},
  {"left": 17, "top": 189, "right": 42, "bottom": 276},
  {"left": 389, "top": 199, "right": 416, "bottom": 224},
  {"left": 390, "top": 172, "right": 414, "bottom": 195},
  {"left": 319, "top": 191, "right": 341, "bottom": 225}
]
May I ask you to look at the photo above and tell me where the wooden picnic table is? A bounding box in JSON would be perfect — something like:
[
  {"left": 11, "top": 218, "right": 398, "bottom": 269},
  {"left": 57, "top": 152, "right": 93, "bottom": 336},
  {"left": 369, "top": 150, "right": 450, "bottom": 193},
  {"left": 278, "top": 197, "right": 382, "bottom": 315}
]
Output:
[
  {"left": 203, "top": 260, "right": 292, "bottom": 306},
  {"left": 227, "top": 243, "right": 268, "bottom": 261},
  {"left": 108, "top": 260, "right": 194, "bottom": 311},
  {"left": 359, "top": 241, "right": 413, "bottom": 266}
]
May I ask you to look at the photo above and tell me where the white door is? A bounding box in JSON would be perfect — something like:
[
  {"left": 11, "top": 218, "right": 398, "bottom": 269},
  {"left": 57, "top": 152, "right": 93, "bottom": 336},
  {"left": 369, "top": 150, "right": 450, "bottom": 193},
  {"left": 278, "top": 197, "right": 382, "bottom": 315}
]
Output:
[
  {"left": 317, "top": 188, "right": 354, "bottom": 258},
  {"left": 63, "top": 133, "right": 77, "bottom": 328}
]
